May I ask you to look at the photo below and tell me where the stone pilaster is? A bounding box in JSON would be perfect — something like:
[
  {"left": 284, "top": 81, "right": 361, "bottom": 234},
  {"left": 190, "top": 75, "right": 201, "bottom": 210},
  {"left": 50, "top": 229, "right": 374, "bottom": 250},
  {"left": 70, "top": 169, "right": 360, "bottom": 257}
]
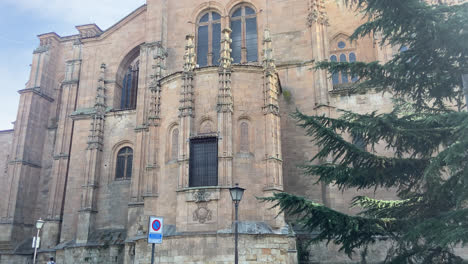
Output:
[
  {"left": 262, "top": 29, "right": 285, "bottom": 229},
  {"left": 145, "top": 42, "right": 167, "bottom": 198},
  {"left": 178, "top": 35, "right": 196, "bottom": 189},
  {"left": 262, "top": 29, "right": 282, "bottom": 189},
  {"left": 217, "top": 28, "right": 234, "bottom": 186},
  {"left": 307, "top": 0, "right": 331, "bottom": 106},
  {"left": 43, "top": 40, "right": 82, "bottom": 249},
  {"left": 76, "top": 64, "right": 106, "bottom": 244},
  {"left": 307, "top": 0, "right": 334, "bottom": 206},
  {"left": 0, "top": 33, "right": 58, "bottom": 247}
]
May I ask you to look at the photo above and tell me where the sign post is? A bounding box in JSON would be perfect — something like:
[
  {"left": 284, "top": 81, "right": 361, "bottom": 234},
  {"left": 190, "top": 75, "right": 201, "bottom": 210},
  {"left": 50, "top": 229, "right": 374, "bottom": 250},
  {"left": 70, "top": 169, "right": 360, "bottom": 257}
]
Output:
[{"left": 148, "top": 216, "right": 163, "bottom": 264}]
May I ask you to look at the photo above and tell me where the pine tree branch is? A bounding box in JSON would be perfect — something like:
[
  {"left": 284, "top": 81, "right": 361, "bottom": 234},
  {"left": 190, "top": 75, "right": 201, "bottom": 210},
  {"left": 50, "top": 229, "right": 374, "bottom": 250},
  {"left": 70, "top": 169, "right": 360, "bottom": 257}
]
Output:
[
  {"left": 260, "top": 192, "right": 395, "bottom": 256},
  {"left": 303, "top": 163, "right": 425, "bottom": 195}
]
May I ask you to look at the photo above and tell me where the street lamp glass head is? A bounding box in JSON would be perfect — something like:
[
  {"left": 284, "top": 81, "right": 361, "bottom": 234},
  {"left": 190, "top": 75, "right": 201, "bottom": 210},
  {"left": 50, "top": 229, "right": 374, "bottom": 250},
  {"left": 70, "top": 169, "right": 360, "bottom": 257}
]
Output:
[
  {"left": 36, "top": 218, "right": 45, "bottom": 230},
  {"left": 229, "top": 183, "right": 245, "bottom": 202}
]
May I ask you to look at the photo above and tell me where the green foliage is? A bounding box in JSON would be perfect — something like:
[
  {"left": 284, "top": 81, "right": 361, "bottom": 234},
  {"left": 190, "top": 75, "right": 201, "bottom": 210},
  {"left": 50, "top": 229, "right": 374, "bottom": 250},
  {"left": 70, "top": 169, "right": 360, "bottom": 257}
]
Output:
[
  {"left": 283, "top": 89, "right": 293, "bottom": 103},
  {"left": 261, "top": 1, "right": 468, "bottom": 263}
]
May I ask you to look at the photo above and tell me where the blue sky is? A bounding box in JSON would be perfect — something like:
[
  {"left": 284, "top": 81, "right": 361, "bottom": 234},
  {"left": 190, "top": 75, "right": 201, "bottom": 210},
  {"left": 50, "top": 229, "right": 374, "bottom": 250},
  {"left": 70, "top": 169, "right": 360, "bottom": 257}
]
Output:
[{"left": 0, "top": 0, "right": 145, "bottom": 130}]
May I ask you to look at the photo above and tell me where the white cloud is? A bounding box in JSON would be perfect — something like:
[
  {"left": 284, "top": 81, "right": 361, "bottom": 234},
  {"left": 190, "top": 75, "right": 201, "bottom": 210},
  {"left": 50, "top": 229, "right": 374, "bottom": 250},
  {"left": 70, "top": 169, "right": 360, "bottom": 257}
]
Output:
[{"left": 4, "top": 0, "right": 146, "bottom": 33}]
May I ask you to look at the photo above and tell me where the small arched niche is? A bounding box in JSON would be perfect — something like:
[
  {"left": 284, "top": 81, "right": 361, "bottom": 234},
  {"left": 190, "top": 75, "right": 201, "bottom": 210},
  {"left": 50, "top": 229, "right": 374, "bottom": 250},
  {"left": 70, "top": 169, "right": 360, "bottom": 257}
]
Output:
[{"left": 115, "top": 45, "right": 141, "bottom": 110}]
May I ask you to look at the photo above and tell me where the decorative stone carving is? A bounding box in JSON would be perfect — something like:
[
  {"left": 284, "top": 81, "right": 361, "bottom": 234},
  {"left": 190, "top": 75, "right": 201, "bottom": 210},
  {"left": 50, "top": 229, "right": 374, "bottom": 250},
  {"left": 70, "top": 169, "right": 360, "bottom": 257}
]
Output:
[
  {"left": 262, "top": 29, "right": 280, "bottom": 116},
  {"left": 76, "top": 24, "right": 103, "bottom": 39},
  {"left": 179, "top": 35, "right": 196, "bottom": 118},
  {"left": 307, "top": 0, "right": 329, "bottom": 27},
  {"left": 194, "top": 189, "right": 211, "bottom": 202},
  {"left": 217, "top": 28, "right": 233, "bottom": 113},
  {"left": 193, "top": 202, "right": 212, "bottom": 224},
  {"left": 148, "top": 42, "right": 168, "bottom": 126}
]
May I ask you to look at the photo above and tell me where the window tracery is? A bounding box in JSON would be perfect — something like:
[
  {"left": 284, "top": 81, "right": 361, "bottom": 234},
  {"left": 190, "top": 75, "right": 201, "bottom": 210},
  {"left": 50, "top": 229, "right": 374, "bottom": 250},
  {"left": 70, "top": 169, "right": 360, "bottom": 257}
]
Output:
[
  {"left": 120, "top": 58, "right": 139, "bottom": 110},
  {"left": 230, "top": 4, "right": 258, "bottom": 63},
  {"left": 197, "top": 11, "right": 222, "bottom": 67},
  {"left": 115, "top": 147, "right": 133, "bottom": 180},
  {"left": 329, "top": 37, "right": 358, "bottom": 87}
]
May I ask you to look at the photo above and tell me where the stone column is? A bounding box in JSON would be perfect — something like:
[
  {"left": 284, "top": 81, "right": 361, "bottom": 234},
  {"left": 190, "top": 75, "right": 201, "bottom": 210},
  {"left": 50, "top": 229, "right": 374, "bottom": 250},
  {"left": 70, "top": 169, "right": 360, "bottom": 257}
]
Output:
[
  {"left": 217, "top": 28, "right": 234, "bottom": 186},
  {"left": 43, "top": 39, "right": 82, "bottom": 249},
  {"left": 76, "top": 64, "right": 107, "bottom": 244},
  {"left": 178, "top": 35, "right": 196, "bottom": 189},
  {"left": 0, "top": 33, "right": 58, "bottom": 249}
]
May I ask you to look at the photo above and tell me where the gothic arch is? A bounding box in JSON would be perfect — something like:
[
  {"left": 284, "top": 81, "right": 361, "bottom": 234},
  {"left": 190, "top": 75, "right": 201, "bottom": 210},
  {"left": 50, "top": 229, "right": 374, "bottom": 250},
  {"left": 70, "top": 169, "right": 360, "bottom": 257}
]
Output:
[
  {"left": 329, "top": 33, "right": 359, "bottom": 86},
  {"left": 115, "top": 44, "right": 143, "bottom": 110},
  {"left": 190, "top": 2, "right": 226, "bottom": 28},
  {"left": 166, "top": 122, "right": 180, "bottom": 162},
  {"left": 228, "top": 1, "right": 260, "bottom": 63},
  {"left": 329, "top": 32, "right": 357, "bottom": 50},
  {"left": 237, "top": 117, "right": 253, "bottom": 155},
  {"left": 226, "top": 0, "right": 260, "bottom": 15},
  {"left": 109, "top": 140, "right": 134, "bottom": 183},
  {"left": 199, "top": 117, "right": 215, "bottom": 134}
]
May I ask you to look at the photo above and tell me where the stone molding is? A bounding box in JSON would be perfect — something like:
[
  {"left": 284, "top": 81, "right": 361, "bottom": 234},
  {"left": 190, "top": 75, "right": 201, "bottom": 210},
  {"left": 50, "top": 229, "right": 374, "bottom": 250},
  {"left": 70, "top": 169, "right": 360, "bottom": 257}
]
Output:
[{"left": 18, "top": 88, "right": 54, "bottom": 102}]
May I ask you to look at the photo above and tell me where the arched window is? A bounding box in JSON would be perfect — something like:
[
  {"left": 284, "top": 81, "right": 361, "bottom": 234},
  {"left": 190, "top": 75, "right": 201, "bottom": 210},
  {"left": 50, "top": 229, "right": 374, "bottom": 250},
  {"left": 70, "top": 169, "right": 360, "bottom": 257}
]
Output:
[
  {"left": 349, "top": 52, "right": 358, "bottom": 82},
  {"left": 330, "top": 55, "right": 339, "bottom": 85},
  {"left": 171, "top": 129, "right": 179, "bottom": 160},
  {"left": 340, "top": 54, "right": 349, "bottom": 83},
  {"left": 240, "top": 122, "right": 249, "bottom": 153},
  {"left": 197, "top": 11, "right": 222, "bottom": 67},
  {"left": 116, "top": 147, "right": 133, "bottom": 180},
  {"left": 329, "top": 38, "right": 358, "bottom": 88},
  {"left": 120, "top": 59, "right": 139, "bottom": 109},
  {"left": 230, "top": 5, "right": 258, "bottom": 63}
]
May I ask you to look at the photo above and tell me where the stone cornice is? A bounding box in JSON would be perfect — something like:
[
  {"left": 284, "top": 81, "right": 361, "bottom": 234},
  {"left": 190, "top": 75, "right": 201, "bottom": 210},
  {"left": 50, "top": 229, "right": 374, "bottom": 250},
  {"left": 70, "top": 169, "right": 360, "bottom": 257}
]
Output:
[
  {"left": 18, "top": 88, "right": 54, "bottom": 102},
  {"left": 9, "top": 159, "right": 42, "bottom": 168}
]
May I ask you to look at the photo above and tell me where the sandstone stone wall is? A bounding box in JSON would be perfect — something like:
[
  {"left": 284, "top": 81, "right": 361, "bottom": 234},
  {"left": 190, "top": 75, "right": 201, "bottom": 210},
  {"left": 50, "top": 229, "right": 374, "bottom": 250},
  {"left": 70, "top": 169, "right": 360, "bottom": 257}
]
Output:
[{"left": 0, "top": 0, "right": 440, "bottom": 263}]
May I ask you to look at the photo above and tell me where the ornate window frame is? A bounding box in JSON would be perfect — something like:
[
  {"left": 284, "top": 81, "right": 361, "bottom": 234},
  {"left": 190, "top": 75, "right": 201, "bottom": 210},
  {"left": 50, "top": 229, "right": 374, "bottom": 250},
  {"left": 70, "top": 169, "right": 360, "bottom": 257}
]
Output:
[
  {"left": 229, "top": 3, "right": 259, "bottom": 64},
  {"left": 196, "top": 9, "right": 223, "bottom": 67}
]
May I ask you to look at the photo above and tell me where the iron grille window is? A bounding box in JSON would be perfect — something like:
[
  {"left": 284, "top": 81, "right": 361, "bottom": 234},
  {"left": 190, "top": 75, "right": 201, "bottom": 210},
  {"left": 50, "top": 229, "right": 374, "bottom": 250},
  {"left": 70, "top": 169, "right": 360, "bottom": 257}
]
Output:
[{"left": 189, "top": 137, "right": 218, "bottom": 187}]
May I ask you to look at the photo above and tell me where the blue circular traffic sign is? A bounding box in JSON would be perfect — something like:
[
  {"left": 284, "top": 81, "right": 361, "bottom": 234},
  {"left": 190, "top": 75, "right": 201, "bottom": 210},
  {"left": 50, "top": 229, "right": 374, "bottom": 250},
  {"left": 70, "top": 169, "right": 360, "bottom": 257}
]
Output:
[{"left": 152, "top": 219, "right": 161, "bottom": 232}]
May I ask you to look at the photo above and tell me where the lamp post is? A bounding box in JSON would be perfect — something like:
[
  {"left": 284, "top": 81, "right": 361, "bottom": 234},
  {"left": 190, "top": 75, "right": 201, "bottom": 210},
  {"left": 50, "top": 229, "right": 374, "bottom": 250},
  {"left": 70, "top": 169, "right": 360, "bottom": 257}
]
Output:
[
  {"left": 229, "top": 183, "right": 245, "bottom": 264},
  {"left": 33, "top": 218, "right": 45, "bottom": 264}
]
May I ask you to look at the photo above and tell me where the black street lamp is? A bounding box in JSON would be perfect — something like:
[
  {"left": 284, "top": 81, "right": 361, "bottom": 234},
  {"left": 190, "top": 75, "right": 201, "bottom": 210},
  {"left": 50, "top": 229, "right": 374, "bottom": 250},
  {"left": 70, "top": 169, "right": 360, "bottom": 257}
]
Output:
[{"left": 229, "top": 183, "right": 245, "bottom": 264}]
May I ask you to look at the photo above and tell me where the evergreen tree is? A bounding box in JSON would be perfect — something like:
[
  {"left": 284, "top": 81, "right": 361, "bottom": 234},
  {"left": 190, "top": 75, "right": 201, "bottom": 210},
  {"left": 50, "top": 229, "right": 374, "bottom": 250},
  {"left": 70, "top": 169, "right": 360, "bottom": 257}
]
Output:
[{"left": 263, "top": 0, "right": 468, "bottom": 263}]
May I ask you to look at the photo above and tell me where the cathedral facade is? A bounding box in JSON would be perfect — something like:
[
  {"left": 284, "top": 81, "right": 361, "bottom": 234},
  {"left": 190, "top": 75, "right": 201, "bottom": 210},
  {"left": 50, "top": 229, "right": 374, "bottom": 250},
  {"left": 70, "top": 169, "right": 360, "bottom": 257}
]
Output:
[{"left": 0, "top": 0, "right": 420, "bottom": 263}]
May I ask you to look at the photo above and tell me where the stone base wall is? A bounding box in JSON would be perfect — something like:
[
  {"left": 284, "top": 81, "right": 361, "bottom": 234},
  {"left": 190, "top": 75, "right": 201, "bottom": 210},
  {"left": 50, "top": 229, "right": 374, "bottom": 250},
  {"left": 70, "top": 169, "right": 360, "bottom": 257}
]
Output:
[
  {"left": 127, "top": 234, "right": 297, "bottom": 264},
  {"left": 53, "top": 245, "right": 124, "bottom": 264},
  {"left": 0, "top": 254, "right": 31, "bottom": 264}
]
